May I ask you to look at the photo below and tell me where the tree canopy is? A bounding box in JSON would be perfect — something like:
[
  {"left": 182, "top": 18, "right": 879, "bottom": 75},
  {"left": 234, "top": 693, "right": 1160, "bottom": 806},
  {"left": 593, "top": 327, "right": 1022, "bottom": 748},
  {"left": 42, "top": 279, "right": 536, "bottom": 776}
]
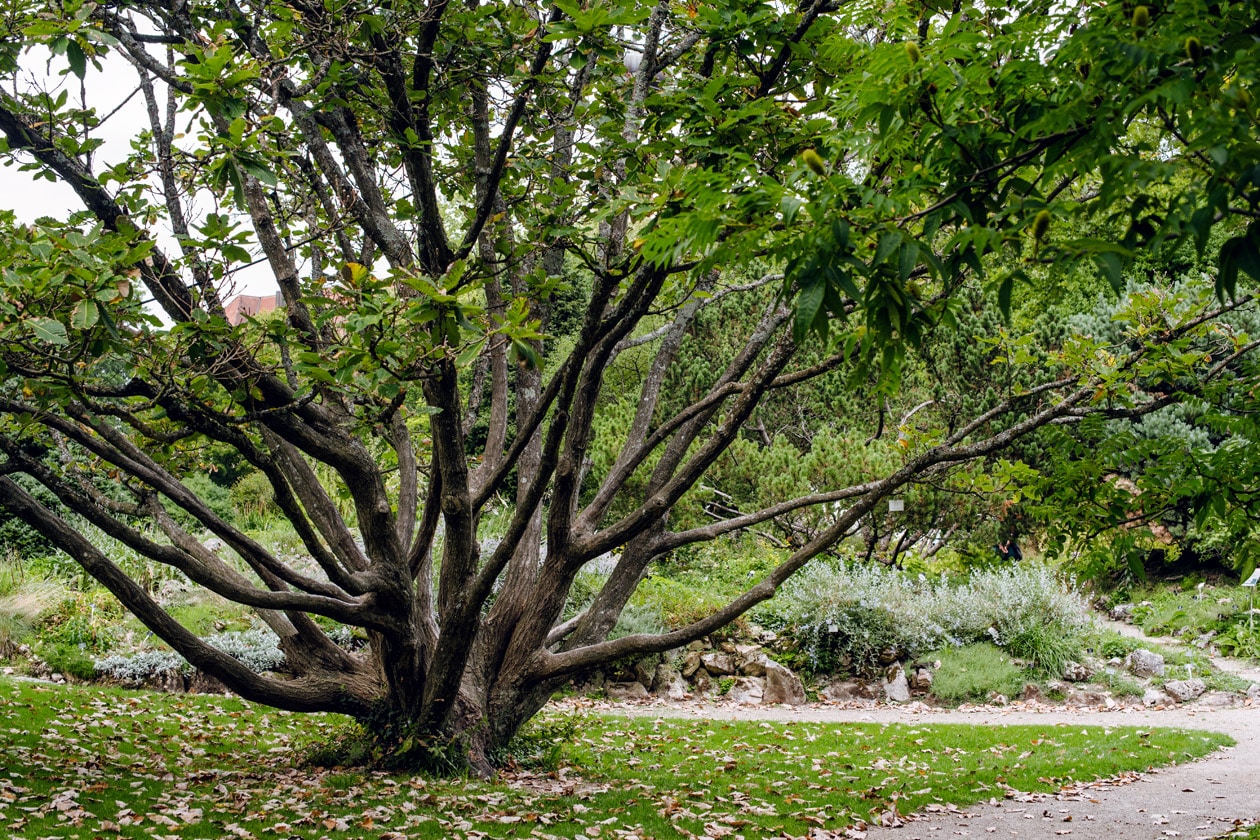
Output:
[{"left": 0, "top": 0, "right": 1257, "bottom": 770}]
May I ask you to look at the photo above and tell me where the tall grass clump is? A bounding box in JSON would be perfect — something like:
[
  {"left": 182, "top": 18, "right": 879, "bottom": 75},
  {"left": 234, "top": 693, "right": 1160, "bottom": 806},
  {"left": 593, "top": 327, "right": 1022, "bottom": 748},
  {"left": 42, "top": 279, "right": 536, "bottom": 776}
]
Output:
[{"left": 760, "top": 558, "right": 1091, "bottom": 677}]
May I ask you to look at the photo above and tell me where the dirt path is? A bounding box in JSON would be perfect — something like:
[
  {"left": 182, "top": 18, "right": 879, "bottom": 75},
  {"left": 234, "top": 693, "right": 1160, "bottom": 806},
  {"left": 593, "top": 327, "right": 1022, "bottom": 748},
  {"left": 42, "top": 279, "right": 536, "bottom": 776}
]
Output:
[{"left": 585, "top": 625, "right": 1260, "bottom": 839}]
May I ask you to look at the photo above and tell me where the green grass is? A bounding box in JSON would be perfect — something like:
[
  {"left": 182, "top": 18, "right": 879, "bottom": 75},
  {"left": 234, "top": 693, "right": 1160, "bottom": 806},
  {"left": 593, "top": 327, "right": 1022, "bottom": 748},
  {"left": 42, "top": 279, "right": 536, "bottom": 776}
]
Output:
[
  {"left": 0, "top": 678, "right": 1232, "bottom": 839},
  {"left": 929, "top": 643, "right": 1026, "bottom": 704}
]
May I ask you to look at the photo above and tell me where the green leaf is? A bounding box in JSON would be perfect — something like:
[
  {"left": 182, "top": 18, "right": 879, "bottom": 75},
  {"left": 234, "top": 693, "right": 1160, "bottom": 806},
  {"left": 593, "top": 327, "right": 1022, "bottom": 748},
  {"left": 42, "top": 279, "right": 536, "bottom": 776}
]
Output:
[
  {"left": 71, "top": 299, "right": 98, "bottom": 330},
  {"left": 794, "top": 277, "right": 826, "bottom": 342},
  {"left": 1095, "top": 252, "right": 1124, "bottom": 293},
  {"left": 66, "top": 41, "right": 86, "bottom": 79},
  {"left": 28, "top": 317, "right": 68, "bottom": 346}
]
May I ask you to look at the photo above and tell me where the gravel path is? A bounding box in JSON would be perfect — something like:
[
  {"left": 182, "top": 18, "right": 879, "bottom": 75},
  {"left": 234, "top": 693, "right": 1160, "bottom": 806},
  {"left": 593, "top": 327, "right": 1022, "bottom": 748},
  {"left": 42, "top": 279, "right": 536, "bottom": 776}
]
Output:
[{"left": 586, "top": 624, "right": 1260, "bottom": 840}]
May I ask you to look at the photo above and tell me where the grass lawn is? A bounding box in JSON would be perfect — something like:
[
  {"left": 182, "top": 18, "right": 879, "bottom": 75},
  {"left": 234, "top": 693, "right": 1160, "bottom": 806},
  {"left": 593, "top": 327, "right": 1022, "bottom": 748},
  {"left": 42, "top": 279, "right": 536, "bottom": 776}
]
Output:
[{"left": 0, "top": 677, "right": 1232, "bottom": 839}]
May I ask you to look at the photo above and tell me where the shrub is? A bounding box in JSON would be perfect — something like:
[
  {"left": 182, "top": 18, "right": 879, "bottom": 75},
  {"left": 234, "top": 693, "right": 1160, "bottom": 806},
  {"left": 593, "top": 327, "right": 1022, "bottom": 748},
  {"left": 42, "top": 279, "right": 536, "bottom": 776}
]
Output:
[
  {"left": 1091, "top": 669, "right": 1145, "bottom": 697},
  {"left": 95, "top": 650, "right": 188, "bottom": 682},
  {"left": 38, "top": 642, "right": 97, "bottom": 681},
  {"left": 761, "top": 558, "right": 1091, "bottom": 676},
  {"left": 929, "top": 643, "right": 1025, "bottom": 704},
  {"left": 230, "top": 471, "right": 278, "bottom": 528}
]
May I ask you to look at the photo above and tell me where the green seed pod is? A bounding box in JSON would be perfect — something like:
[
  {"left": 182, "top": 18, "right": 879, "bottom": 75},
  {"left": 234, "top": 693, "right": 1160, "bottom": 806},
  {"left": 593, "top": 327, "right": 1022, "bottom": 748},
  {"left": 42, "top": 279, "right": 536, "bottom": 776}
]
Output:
[
  {"left": 905, "top": 41, "right": 922, "bottom": 64},
  {"left": 1132, "top": 5, "right": 1149, "bottom": 31},
  {"left": 801, "top": 149, "right": 827, "bottom": 176},
  {"left": 1184, "top": 36, "right": 1203, "bottom": 62},
  {"left": 1031, "top": 209, "right": 1052, "bottom": 242}
]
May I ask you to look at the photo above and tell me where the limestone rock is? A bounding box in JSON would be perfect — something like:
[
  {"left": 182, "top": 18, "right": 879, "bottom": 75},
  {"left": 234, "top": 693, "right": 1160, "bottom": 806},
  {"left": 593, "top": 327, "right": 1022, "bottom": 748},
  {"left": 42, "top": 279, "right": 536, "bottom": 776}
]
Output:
[
  {"left": 634, "top": 659, "right": 657, "bottom": 688},
  {"left": 651, "top": 663, "right": 681, "bottom": 694},
  {"left": 1197, "top": 691, "right": 1238, "bottom": 708},
  {"left": 1109, "top": 603, "right": 1135, "bottom": 622},
  {"left": 1247, "top": 683, "right": 1260, "bottom": 699},
  {"left": 1125, "top": 648, "right": 1165, "bottom": 678},
  {"left": 188, "top": 670, "right": 228, "bottom": 694},
  {"left": 1163, "top": 678, "right": 1206, "bottom": 702},
  {"left": 1065, "top": 688, "right": 1107, "bottom": 707},
  {"left": 606, "top": 681, "right": 650, "bottom": 701},
  {"left": 1143, "top": 688, "right": 1173, "bottom": 707},
  {"left": 1062, "top": 661, "right": 1095, "bottom": 682},
  {"left": 1022, "top": 683, "right": 1043, "bottom": 702},
  {"left": 987, "top": 692, "right": 1009, "bottom": 706},
  {"left": 763, "top": 660, "right": 807, "bottom": 705},
  {"left": 681, "top": 651, "right": 703, "bottom": 678},
  {"left": 909, "top": 667, "right": 934, "bottom": 691},
  {"left": 821, "top": 679, "right": 879, "bottom": 702},
  {"left": 883, "top": 665, "right": 911, "bottom": 703},
  {"left": 701, "top": 652, "right": 736, "bottom": 676},
  {"left": 727, "top": 676, "right": 764, "bottom": 705},
  {"left": 736, "top": 646, "right": 767, "bottom": 676}
]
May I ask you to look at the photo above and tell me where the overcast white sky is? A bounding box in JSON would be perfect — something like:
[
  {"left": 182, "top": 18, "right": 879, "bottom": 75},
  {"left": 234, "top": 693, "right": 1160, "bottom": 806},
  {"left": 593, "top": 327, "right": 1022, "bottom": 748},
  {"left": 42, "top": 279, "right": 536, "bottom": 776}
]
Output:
[{"left": 2, "top": 51, "right": 275, "bottom": 298}]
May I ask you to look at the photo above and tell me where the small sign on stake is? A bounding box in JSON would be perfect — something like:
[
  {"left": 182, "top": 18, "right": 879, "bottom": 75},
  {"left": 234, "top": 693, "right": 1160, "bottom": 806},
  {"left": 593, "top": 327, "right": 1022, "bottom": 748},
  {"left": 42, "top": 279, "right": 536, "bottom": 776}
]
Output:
[
  {"left": 1243, "top": 569, "right": 1260, "bottom": 588},
  {"left": 888, "top": 499, "right": 904, "bottom": 512}
]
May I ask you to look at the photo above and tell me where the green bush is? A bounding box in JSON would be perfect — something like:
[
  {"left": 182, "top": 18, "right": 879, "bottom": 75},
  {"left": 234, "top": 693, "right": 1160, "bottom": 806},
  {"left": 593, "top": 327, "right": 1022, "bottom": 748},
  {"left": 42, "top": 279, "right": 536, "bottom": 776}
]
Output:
[
  {"left": 1215, "top": 621, "right": 1260, "bottom": 659},
  {"left": 230, "top": 471, "right": 278, "bottom": 528},
  {"left": 37, "top": 642, "right": 97, "bottom": 681},
  {"left": 760, "top": 559, "right": 1091, "bottom": 677},
  {"left": 1003, "top": 622, "right": 1082, "bottom": 678},
  {"left": 929, "top": 643, "right": 1025, "bottom": 704}
]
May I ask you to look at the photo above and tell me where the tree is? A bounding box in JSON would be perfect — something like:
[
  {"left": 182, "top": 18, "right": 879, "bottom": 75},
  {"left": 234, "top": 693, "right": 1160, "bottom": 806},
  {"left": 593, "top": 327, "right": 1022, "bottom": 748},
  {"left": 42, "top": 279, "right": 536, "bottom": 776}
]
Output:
[{"left": 0, "top": 0, "right": 1256, "bottom": 772}]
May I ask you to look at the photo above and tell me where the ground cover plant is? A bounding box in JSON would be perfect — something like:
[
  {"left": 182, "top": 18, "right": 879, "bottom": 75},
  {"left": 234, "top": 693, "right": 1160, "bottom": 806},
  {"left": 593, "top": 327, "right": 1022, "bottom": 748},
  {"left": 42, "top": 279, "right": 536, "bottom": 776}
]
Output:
[
  {"left": 0, "top": 677, "right": 1232, "bottom": 840},
  {"left": 757, "top": 561, "right": 1091, "bottom": 678}
]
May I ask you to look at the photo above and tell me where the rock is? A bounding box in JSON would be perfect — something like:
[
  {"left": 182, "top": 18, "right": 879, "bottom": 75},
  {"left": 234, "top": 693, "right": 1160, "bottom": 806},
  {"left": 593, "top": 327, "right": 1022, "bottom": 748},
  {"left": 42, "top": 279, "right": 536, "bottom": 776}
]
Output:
[
  {"left": 692, "top": 670, "right": 712, "bottom": 695},
  {"left": 883, "top": 665, "right": 911, "bottom": 703},
  {"left": 727, "top": 676, "right": 765, "bottom": 705},
  {"left": 1062, "top": 661, "right": 1095, "bottom": 682},
  {"left": 188, "top": 670, "right": 229, "bottom": 694},
  {"left": 1022, "top": 683, "right": 1043, "bottom": 702},
  {"left": 821, "top": 679, "right": 879, "bottom": 702},
  {"left": 1065, "top": 688, "right": 1107, "bottom": 708},
  {"left": 633, "top": 658, "right": 657, "bottom": 688},
  {"left": 909, "top": 667, "right": 934, "bottom": 691},
  {"left": 987, "top": 692, "right": 1009, "bottom": 706},
  {"left": 719, "top": 641, "right": 738, "bottom": 654},
  {"left": 735, "top": 645, "right": 766, "bottom": 676},
  {"left": 1109, "top": 603, "right": 1135, "bottom": 622},
  {"left": 1163, "top": 678, "right": 1206, "bottom": 702},
  {"left": 606, "top": 681, "right": 650, "bottom": 701},
  {"left": 878, "top": 646, "right": 901, "bottom": 665},
  {"left": 763, "top": 660, "right": 807, "bottom": 705},
  {"left": 1193, "top": 631, "right": 1217, "bottom": 649},
  {"left": 663, "top": 673, "right": 688, "bottom": 701},
  {"left": 681, "top": 651, "right": 703, "bottom": 678},
  {"left": 651, "top": 663, "right": 681, "bottom": 693},
  {"left": 1247, "top": 683, "right": 1260, "bottom": 699},
  {"left": 701, "top": 652, "right": 736, "bottom": 676},
  {"left": 686, "top": 640, "right": 708, "bottom": 652},
  {"left": 1125, "top": 648, "right": 1165, "bottom": 678},
  {"left": 1143, "top": 688, "right": 1173, "bottom": 707},
  {"left": 1197, "top": 691, "right": 1238, "bottom": 708}
]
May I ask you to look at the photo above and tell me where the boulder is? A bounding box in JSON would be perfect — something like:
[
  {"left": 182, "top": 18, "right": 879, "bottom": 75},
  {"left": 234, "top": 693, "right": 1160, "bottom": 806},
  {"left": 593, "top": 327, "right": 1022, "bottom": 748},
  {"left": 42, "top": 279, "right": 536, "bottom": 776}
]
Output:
[
  {"left": 1125, "top": 648, "right": 1165, "bottom": 678},
  {"left": 1163, "top": 678, "right": 1206, "bottom": 703},
  {"left": 909, "top": 667, "right": 934, "bottom": 692},
  {"left": 1193, "top": 631, "right": 1217, "bottom": 649},
  {"left": 1064, "top": 688, "right": 1108, "bottom": 708},
  {"left": 1247, "top": 683, "right": 1260, "bottom": 699},
  {"left": 651, "top": 663, "right": 681, "bottom": 693},
  {"left": 701, "top": 652, "right": 736, "bottom": 676},
  {"left": 1109, "top": 603, "right": 1135, "bottom": 622},
  {"left": 821, "top": 679, "right": 880, "bottom": 702},
  {"left": 686, "top": 640, "right": 708, "bottom": 652},
  {"left": 763, "top": 661, "right": 807, "bottom": 705},
  {"left": 634, "top": 658, "right": 657, "bottom": 688},
  {"left": 1062, "top": 661, "right": 1095, "bottom": 682},
  {"left": 987, "top": 692, "right": 1009, "bottom": 706},
  {"left": 606, "top": 681, "right": 650, "bottom": 701},
  {"left": 883, "top": 665, "right": 911, "bottom": 703},
  {"left": 1142, "top": 688, "right": 1173, "bottom": 707},
  {"left": 1197, "top": 691, "right": 1238, "bottom": 708},
  {"left": 727, "top": 676, "right": 765, "bottom": 705},
  {"left": 1022, "top": 683, "right": 1044, "bottom": 703},
  {"left": 188, "top": 670, "right": 229, "bottom": 694},
  {"left": 736, "top": 646, "right": 767, "bottom": 676},
  {"left": 681, "top": 651, "right": 704, "bottom": 678}
]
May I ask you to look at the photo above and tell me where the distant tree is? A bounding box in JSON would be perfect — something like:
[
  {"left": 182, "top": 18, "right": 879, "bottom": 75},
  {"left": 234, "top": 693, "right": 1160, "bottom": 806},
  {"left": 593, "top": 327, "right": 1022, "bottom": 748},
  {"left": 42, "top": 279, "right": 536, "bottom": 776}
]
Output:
[{"left": 0, "top": 0, "right": 1256, "bottom": 771}]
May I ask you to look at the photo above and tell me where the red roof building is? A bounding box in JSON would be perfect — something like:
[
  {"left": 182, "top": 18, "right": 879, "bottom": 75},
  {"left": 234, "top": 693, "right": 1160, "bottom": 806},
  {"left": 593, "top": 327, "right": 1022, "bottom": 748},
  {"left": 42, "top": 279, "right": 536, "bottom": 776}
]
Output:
[{"left": 223, "top": 292, "right": 283, "bottom": 325}]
